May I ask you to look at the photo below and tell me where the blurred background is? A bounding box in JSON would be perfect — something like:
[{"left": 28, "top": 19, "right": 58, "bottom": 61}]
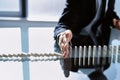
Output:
[{"left": 0, "top": 0, "right": 120, "bottom": 80}]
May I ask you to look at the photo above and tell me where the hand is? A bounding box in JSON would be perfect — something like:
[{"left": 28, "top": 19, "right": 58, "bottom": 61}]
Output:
[
  {"left": 58, "top": 30, "right": 72, "bottom": 58},
  {"left": 113, "top": 18, "right": 120, "bottom": 30}
]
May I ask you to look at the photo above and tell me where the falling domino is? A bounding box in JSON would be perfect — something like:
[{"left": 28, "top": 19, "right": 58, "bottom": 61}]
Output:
[
  {"left": 117, "top": 45, "right": 120, "bottom": 63},
  {"left": 102, "top": 45, "right": 107, "bottom": 65},
  {"left": 88, "top": 46, "right": 92, "bottom": 66},
  {"left": 92, "top": 46, "right": 96, "bottom": 66},
  {"left": 0, "top": 45, "right": 119, "bottom": 66},
  {"left": 74, "top": 46, "right": 77, "bottom": 66},
  {"left": 108, "top": 45, "right": 112, "bottom": 64},
  {"left": 98, "top": 45, "right": 101, "bottom": 65},
  {"left": 113, "top": 46, "right": 116, "bottom": 63},
  {"left": 69, "top": 46, "right": 72, "bottom": 58},
  {"left": 83, "top": 46, "right": 86, "bottom": 66},
  {"left": 79, "top": 46, "right": 82, "bottom": 66}
]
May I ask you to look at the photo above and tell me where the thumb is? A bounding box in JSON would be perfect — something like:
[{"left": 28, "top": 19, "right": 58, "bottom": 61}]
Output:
[{"left": 64, "top": 30, "right": 72, "bottom": 43}]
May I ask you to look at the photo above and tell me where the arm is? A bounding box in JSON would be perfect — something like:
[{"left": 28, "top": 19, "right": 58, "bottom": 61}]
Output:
[
  {"left": 54, "top": 1, "right": 81, "bottom": 58},
  {"left": 105, "top": 0, "right": 120, "bottom": 29},
  {"left": 54, "top": 8, "right": 73, "bottom": 58},
  {"left": 105, "top": 10, "right": 120, "bottom": 29},
  {"left": 54, "top": 7, "right": 76, "bottom": 58}
]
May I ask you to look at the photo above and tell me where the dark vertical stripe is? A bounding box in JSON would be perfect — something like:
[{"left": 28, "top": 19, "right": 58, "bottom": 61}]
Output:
[
  {"left": 100, "top": 0, "right": 107, "bottom": 17},
  {"left": 21, "top": 0, "right": 27, "bottom": 17},
  {"left": 108, "top": 0, "right": 115, "bottom": 10}
]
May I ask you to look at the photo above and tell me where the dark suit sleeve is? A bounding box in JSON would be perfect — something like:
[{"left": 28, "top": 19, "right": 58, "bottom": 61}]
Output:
[
  {"left": 101, "top": 0, "right": 119, "bottom": 45},
  {"left": 54, "top": 7, "right": 79, "bottom": 40},
  {"left": 54, "top": 0, "right": 97, "bottom": 40},
  {"left": 105, "top": 0, "right": 119, "bottom": 27},
  {"left": 105, "top": 10, "right": 119, "bottom": 27}
]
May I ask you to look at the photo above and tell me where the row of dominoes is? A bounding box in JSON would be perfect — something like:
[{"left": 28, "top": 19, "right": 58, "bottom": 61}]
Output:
[
  {"left": 0, "top": 53, "right": 62, "bottom": 62},
  {"left": 0, "top": 45, "right": 120, "bottom": 63},
  {"left": 69, "top": 45, "right": 120, "bottom": 67}
]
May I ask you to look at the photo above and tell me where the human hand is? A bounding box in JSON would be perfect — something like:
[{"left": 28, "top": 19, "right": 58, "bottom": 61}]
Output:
[
  {"left": 113, "top": 18, "right": 120, "bottom": 30},
  {"left": 58, "top": 30, "right": 72, "bottom": 58}
]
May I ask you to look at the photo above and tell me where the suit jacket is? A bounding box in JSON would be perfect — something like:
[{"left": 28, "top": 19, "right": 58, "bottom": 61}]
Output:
[{"left": 54, "top": 0, "right": 119, "bottom": 46}]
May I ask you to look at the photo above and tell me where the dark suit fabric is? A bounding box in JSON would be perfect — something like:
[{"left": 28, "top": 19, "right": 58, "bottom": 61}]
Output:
[{"left": 54, "top": 0, "right": 119, "bottom": 46}]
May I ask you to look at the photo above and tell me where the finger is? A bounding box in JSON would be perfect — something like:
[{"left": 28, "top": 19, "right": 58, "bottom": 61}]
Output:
[
  {"left": 65, "top": 30, "right": 73, "bottom": 42},
  {"left": 59, "top": 35, "right": 64, "bottom": 50},
  {"left": 62, "top": 34, "right": 68, "bottom": 51},
  {"left": 59, "top": 34, "right": 67, "bottom": 47},
  {"left": 62, "top": 43, "right": 69, "bottom": 58},
  {"left": 58, "top": 31, "right": 71, "bottom": 58},
  {"left": 62, "top": 34, "right": 67, "bottom": 44}
]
